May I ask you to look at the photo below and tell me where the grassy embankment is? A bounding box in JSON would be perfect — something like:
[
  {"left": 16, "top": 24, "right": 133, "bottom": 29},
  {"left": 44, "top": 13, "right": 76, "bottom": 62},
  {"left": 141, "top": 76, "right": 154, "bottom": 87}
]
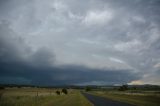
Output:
[
  {"left": 90, "top": 90, "right": 160, "bottom": 106},
  {"left": 0, "top": 88, "right": 92, "bottom": 106}
]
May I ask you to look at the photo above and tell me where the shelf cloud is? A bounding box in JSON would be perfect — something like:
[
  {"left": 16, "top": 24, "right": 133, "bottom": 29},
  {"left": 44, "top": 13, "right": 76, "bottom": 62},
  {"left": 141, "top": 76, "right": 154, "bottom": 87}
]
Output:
[{"left": 0, "top": 0, "right": 160, "bottom": 85}]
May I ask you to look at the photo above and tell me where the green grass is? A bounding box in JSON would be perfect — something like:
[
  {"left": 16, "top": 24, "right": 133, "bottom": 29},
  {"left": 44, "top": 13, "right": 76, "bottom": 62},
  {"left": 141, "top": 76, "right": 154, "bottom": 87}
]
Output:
[
  {"left": 90, "top": 90, "right": 160, "bottom": 106},
  {"left": 0, "top": 88, "right": 92, "bottom": 106}
]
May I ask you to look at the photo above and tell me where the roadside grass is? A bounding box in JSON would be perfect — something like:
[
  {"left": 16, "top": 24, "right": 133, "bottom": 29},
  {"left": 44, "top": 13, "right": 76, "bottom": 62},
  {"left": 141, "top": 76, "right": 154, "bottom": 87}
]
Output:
[
  {"left": 42, "top": 91, "right": 93, "bottom": 106},
  {"left": 0, "top": 88, "right": 92, "bottom": 106},
  {"left": 90, "top": 90, "right": 160, "bottom": 106}
]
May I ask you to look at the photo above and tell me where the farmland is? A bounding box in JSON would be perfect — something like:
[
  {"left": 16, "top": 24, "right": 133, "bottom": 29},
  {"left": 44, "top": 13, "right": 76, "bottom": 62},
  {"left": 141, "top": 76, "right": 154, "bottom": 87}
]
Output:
[
  {"left": 89, "top": 90, "right": 160, "bottom": 106},
  {"left": 0, "top": 86, "right": 160, "bottom": 106},
  {"left": 0, "top": 88, "right": 92, "bottom": 106}
]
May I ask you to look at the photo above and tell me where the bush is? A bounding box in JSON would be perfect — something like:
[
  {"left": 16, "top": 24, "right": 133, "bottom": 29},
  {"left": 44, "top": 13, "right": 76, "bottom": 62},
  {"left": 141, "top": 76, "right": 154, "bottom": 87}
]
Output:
[
  {"left": 62, "top": 88, "right": 68, "bottom": 94},
  {"left": 56, "top": 90, "right": 60, "bottom": 95},
  {"left": 0, "top": 87, "right": 5, "bottom": 90},
  {"left": 85, "top": 86, "right": 91, "bottom": 92},
  {"left": 119, "top": 85, "right": 128, "bottom": 91}
]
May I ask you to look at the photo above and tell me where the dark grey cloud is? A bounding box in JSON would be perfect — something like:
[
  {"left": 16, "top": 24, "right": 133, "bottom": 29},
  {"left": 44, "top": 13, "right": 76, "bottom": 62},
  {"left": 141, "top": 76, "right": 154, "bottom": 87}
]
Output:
[
  {"left": 0, "top": 61, "right": 139, "bottom": 85},
  {"left": 0, "top": 0, "right": 160, "bottom": 85},
  {"left": 0, "top": 20, "right": 139, "bottom": 85}
]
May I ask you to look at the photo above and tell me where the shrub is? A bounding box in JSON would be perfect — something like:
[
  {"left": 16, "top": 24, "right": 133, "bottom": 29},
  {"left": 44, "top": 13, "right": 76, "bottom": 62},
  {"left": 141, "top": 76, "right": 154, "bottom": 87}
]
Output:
[
  {"left": 62, "top": 88, "right": 68, "bottom": 94},
  {"left": 85, "top": 86, "right": 91, "bottom": 92},
  {"left": 0, "top": 87, "right": 5, "bottom": 90},
  {"left": 56, "top": 90, "right": 60, "bottom": 95},
  {"left": 119, "top": 85, "right": 128, "bottom": 91}
]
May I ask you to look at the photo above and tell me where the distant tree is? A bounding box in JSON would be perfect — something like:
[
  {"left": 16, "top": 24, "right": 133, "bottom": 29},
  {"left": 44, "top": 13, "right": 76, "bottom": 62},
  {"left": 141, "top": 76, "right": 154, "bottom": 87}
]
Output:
[
  {"left": 85, "top": 86, "right": 91, "bottom": 92},
  {"left": 132, "top": 86, "right": 137, "bottom": 90},
  {"left": 119, "top": 85, "right": 128, "bottom": 91},
  {"left": 56, "top": 90, "right": 60, "bottom": 95},
  {"left": 62, "top": 88, "right": 68, "bottom": 94},
  {"left": 18, "top": 86, "right": 22, "bottom": 88},
  {"left": 0, "top": 87, "right": 5, "bottom": 90}
]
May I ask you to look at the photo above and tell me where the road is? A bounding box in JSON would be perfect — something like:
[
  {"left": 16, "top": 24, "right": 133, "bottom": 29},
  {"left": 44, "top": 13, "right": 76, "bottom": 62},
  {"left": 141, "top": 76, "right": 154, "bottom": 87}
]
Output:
[{"left": 82, "top": 92, "right": 135, "bottom": 106}]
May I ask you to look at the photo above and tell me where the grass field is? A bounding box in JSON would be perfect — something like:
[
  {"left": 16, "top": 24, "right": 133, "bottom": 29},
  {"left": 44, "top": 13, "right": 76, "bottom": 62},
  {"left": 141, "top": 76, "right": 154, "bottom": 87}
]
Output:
[
  {"left": 0, "top": 88, "right": 93, "bottom": 106},
  {"left": 90, "top": 90, "right": 160, "bottom": 106},
  {"left": 1, "top": 87, "right": 160, "bottom": 106}
]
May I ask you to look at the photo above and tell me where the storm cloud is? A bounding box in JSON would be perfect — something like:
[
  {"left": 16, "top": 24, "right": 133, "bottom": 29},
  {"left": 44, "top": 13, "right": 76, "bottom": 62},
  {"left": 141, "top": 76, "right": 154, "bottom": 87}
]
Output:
[{"left": 0, "top": 0, "right": 160, "bottom": 85}]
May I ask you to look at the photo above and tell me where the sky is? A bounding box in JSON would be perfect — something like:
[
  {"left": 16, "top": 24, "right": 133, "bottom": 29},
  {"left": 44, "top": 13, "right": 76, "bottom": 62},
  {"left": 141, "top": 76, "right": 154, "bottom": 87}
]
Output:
[{"left": 0, "top": 0, "right": 160, "bottom": 86}]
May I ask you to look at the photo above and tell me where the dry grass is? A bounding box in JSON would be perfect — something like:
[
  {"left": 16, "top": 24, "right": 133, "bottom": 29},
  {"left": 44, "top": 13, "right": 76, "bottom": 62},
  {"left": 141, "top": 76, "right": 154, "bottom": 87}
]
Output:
[
  {"left": 91, "top": 90, "right": 160, "bottom": 106},
  {"left": 0, "top": 88, "right": 92, "bottom": 106}
]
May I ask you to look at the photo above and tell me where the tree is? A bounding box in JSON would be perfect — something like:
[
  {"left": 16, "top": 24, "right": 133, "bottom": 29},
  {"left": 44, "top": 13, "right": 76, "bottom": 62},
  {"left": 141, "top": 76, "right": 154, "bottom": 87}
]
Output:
[
  {"left": 62, "top": 88, "right": 68, "bottom": 94},
  {"left": 0, "top": 87, "right": 5, "bottom": 90},
  {"left": 119, "top": 85, "right": 128, "bottom": 91},
  {"left": 85, "top": 86, "right": 91, "bottom": 92},
  {"left": 56, "top": 90, "right": 60, "bottom": 95}
]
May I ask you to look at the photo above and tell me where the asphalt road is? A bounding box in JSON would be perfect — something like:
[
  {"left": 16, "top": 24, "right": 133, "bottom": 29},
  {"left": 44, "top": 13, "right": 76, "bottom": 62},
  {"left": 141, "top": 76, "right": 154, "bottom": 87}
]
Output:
[{"left": 82, "top": 92, "right": 135, "bottom": 106}]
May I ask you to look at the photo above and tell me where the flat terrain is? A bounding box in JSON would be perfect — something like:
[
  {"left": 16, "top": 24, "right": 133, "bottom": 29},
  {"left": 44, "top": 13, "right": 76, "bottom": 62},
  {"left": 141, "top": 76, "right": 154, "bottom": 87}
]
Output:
[
  {"left": 82, "top": 92, "right": 135, "bottom": 106},
  {"left": 0, "top": 88, "right": 92, "bottom": 106},
  {"left": 90, "top": 90, "right": 160, "bottom": 106},
  {"left": 1, "top": 88, "right": 160, "bottom": 106}
]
